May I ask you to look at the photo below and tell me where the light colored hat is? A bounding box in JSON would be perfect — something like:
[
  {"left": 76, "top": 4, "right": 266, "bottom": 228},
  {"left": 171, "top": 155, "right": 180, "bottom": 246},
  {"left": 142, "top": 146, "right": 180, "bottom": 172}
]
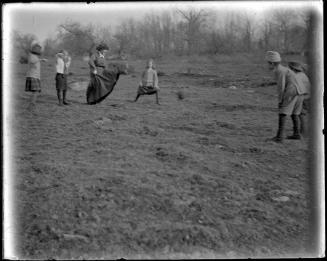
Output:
[
  {"left": 30, "top": 41, "right": 42, "bottom": 55},
  {"left": 31, "top": 40, "right": 40, "bottom": 47},
  {"left": 266, "top": 51, "right": 281, "bottom": 62}
]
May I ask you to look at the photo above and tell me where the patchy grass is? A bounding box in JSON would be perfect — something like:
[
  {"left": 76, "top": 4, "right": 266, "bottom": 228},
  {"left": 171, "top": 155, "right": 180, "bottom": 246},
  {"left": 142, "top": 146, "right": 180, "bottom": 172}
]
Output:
[{"left": 11, "top": 54, "right": 310, "bottom": 259}]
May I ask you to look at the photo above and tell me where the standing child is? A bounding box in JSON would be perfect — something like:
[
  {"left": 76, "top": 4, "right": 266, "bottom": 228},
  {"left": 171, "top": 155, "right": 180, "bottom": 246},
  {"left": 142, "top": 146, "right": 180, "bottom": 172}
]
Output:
[
  {"left": 265, "top": 51, "right": 307, "bottom": 143},
  {"left": 288, "top": 61, "right": 311, "bottom": 136},
  {"left": 25, "top": 42, "right": 47, "bottom": 111},
  {"left": 134, "top": 59, "right": 160, "bottom": 105},
  {"left": 55, "top": 50, "right": 71, "bottom": 106}
]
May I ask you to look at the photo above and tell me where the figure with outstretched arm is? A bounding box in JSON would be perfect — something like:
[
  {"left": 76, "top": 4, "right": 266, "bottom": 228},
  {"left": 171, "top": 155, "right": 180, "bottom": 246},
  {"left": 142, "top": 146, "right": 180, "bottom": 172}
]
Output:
[{"left": 25, "top": 41, "right": 47, "bottom": 113}]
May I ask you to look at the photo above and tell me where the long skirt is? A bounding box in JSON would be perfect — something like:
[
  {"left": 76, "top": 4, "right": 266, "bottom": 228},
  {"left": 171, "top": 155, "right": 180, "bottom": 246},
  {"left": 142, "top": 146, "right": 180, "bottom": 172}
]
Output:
[
  {"left": 137, "top": 85, "right": 159, "bottom": 95},
  {"left": 86, "top": 69, "right": 118, "bottom": 105},
  {"left": 25, "top": 77, "right": 41, "bottom": 92},
  {"left": 55, "top": 73, "right": 67, "bottom": 91}
]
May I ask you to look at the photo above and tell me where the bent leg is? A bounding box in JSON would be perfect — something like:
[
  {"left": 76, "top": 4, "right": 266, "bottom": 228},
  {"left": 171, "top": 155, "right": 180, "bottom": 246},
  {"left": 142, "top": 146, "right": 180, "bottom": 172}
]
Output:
[
  {"left": 63, "top": 90, "right": 70, "bottom": 105},
  {"left": 57, "top": 90, "right": 63, "bottom": 106},
  {"left": 287, "top": 114, "right": 301, "bottom": 139},
  {"left": 270, "top": 114, "right": 287, "bottom": 143},
  {"left": 134, "top": 93, "right": 141, "bottom": 102}
]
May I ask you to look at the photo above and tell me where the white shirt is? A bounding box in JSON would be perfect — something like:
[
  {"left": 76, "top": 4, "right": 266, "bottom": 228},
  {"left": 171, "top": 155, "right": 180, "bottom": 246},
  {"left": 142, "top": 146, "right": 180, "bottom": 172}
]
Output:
[
  {"left": 56, "top": 56, "right": 65, "bottom": 74},
  {"left": 140, "top": 68, "right": 159, "bottom": 88},
  {"left": 56, "top": 54, "right": 71, "bottom": 74}
]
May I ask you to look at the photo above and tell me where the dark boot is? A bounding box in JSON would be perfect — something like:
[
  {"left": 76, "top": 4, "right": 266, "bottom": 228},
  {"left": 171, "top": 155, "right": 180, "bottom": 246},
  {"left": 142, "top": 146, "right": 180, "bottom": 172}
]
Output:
[
  {"left": 287, "top": 114, "right": 301, "bottom": 139},
  {"left": 299, "top": 114, "right": 307, "bottom": 136},
  {"left": 63, "top": 90, "right": 70, "bottom": 105},
  {"left": 134, "top": 94, "right": 141, "bottom": 102},
  {"left": 270, "top": 114, "right": 286, "bottom": 143},
  {"left": 57, "top": 90, "right": 63, "bottom": 106}
]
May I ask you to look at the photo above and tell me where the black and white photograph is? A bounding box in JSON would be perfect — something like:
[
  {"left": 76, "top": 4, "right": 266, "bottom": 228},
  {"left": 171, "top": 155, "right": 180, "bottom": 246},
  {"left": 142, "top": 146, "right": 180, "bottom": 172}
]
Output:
[{"left": 2, "top": 1, "right": 324, "bottom": 259}]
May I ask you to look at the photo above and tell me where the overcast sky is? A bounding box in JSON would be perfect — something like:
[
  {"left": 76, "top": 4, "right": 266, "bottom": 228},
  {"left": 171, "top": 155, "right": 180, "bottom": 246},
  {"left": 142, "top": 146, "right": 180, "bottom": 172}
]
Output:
[{"left": 3, "top": 1, "right": 320, "bottom": 43}]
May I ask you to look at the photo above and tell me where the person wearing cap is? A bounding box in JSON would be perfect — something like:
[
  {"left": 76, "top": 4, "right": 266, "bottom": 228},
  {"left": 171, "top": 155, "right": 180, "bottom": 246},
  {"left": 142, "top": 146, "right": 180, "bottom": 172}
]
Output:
[
  {"left": 86, "top": 43, "right": 128, "bottom": 104},
  {"left": 134, "top": 59, "right": 160, "bottom": 105},
  {"left": 25, "top": 42, "right": 47, "bottom": 112},
  {"left": 265, "top": 51, "right": 306, "bottom": 142},
  {"left": 55, "top": 50, "right": 71, "bottom": 106},
  {"left": 288, "top": 61, "right": 311, "bottom": 136},
  {"left": 88, "top": 43, "right": 109, "bottom": 76},
  {"left": 86, "top": 44, "right": 109, "bottom": 104}
]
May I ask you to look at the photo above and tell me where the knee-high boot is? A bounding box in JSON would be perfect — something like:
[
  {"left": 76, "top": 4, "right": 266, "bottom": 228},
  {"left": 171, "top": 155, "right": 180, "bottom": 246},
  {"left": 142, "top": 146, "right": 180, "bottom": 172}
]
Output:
[
  {"left": 57, "top": 90, "right": 63, "bottom": 106},
  {"left": 287, "top": 114, "right": 301, "bottom": 139},
  {"left": 63, "top": 90, "right": 70, "bottom": 105},
  {"left": 299, "top": 114, "right": 306, "bottom": 136},
  {"left": 271, "top": 114, "right": 286, "bottom": 143}
]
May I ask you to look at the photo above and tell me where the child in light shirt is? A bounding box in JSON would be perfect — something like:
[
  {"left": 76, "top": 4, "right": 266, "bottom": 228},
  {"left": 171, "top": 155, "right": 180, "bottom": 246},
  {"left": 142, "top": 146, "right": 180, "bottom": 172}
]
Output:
[
  {"left": 134, "top": 59, "right": 160, "bottom": 105},
  {"left": 55, "top": 50, "right": 71, "bottom": 106}
]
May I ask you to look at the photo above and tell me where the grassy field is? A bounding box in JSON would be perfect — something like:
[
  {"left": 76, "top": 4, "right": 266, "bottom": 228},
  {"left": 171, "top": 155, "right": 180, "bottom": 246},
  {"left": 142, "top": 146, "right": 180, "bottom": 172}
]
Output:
[{"left": 10, "top": 53, "right": 311, "bottom": 259}]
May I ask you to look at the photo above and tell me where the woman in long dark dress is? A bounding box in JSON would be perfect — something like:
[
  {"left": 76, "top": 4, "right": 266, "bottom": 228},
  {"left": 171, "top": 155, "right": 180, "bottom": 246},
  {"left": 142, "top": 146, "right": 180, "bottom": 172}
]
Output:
[{"left": 86, "top": 44, "right": 121, "bottom": 105}]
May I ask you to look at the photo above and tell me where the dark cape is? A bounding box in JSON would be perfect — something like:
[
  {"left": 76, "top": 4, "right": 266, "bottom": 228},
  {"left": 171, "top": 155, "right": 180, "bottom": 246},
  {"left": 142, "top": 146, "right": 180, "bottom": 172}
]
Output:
[{"left": 86, "top": 64, "right": 125, "bottom": 105}]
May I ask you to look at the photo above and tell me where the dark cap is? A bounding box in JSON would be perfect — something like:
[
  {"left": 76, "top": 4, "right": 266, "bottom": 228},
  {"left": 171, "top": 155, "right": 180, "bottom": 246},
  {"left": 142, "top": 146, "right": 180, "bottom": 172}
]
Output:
[
  {"left": 96, "top": 43, "right": 109, "bottom": 51},
  {"left": 288, "top": 61, "right": 304, "bottom": 72}
]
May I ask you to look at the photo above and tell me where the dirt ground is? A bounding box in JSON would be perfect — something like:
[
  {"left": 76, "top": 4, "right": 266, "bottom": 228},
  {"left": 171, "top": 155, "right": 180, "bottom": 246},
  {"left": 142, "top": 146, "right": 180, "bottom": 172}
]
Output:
[{"left": 10, "top": 53, "right": 311, "bottom": 259}]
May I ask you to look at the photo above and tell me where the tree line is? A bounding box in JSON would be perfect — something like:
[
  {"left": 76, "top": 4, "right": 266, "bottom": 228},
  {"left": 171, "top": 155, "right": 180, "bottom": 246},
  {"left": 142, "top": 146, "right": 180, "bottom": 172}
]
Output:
[{"left": 13, "top": 7, "right": 310, "bottom": 59}]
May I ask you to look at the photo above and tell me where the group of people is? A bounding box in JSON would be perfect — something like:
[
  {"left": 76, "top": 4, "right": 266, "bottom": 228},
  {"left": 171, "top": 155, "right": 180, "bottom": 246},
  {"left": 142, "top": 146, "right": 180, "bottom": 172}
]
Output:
[
  {"left": 266, "top": 51, "right": 311, "bottom": 143},
  {"left": 24, "top": 42, "right": 311, "bottom": 142},
  {"left": 25, "top": 42, "right": 159, "bottom": 110},
  {"left": 25, "top": 42, "right": 72, "bottom": 108},
  {"left": 86, "top": 43, "right": 159, "bottom": 105}
]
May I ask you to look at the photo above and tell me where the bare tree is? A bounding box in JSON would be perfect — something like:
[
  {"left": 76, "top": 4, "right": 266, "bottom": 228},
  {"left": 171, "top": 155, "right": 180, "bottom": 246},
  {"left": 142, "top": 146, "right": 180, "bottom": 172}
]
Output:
[
  {"left": 57, "top": 21, "right": 96, "bottom": 56},
  {"left": 114, "top": 19, "right": 139, "bottom": 57},
  {"left": 161, "top": 11, "right": 174, "bottom": 54},
  {"left": 13, "top": 31, "right": 37, "bottom": 56},
  {"left": 242, "top": 14, "right": 255, "bottom": 52},
  {"left": 42, "top": 37, "right": 59, "bottom": 57},
  {"left": 260, "top": 19, "right": 273, "bottom": 51},
  {"left": 176, "top": 8, "right": 209, "bottom": 55},
  {"left": 94, "top": 25, "right": 113, "bottom": 47},
  {"left": 271, "top": 9, "right": 299, "bottom": 53}
]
